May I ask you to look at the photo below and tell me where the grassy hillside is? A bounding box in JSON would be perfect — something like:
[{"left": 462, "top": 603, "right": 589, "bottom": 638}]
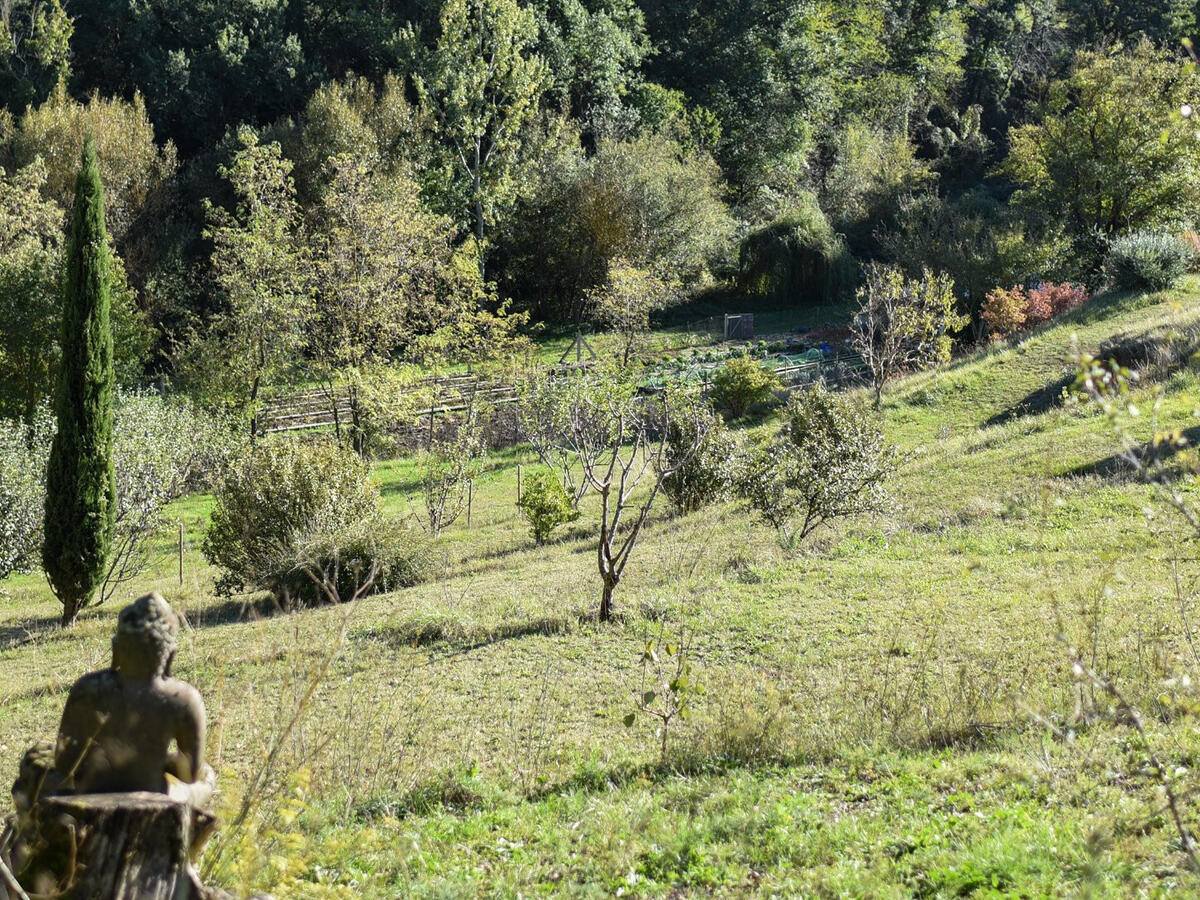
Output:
[{"left": 3, "top": 284, "right": 1200, "bottom": 896}]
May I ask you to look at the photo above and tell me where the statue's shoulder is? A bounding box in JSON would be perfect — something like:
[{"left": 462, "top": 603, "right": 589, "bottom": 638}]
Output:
[
  {"left": 68, "top": 669, "right": 120, "bottom": 699},
  {"left": 159, "top": 677, "right": 205, "bottom": 716}
]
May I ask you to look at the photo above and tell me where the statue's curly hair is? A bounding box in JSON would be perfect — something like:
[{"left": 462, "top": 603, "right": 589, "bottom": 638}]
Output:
[{"left": 112, "top": 593, "right": 179, "bottom": 677}]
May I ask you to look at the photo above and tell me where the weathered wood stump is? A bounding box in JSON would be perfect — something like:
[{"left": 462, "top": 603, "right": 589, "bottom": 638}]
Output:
[{"left": 16, "top": 792, "right": 216, "bottom": 899}]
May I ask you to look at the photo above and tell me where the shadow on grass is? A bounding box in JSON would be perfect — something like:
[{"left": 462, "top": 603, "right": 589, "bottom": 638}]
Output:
[
  {"left": 352, "top": 717, "right": 1013, "bottom": 823},
  {"left": 982, "top": 373, "right": 1073, "bottom": 428},
  {"left": 0, "top": 612, "right": 66, "bottom": 651},
  {"left": 1059, "top": 424, "right": 1200, "bottom": 480},
  {"left": 358, "top": 610, "right": 588, "bottom": 656}
]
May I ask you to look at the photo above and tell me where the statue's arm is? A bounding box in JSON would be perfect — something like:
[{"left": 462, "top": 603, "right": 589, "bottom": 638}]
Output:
[
  {"left": 51, "top": 675, "right": 106, "bottom": 781},
  {"left": 167, "top": 684, "right": 207, "bottom": 783}
]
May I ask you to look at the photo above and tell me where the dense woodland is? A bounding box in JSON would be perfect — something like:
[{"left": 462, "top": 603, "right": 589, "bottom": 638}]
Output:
[{"left": 2, "top": 0, "right": 1200, "bottom": 428}]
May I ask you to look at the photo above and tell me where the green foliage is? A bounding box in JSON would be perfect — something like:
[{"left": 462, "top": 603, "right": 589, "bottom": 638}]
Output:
[
  {"left": 202, "top": 440, "right": 385, "bottom": 605},
  {"left": 661, "top": 406, "right": 737, "bottom": 514},
  {"left": 852, "top": 264, "right": 968, "bottom": 407},
  {"left": 1104, "top": 231, "right": 1193, "bottom": 292},
  {"left": 0, "top": 159, "right": 62, "bottom": 424},
  {"left": 3, "top": 82, "right": 177, "bottom": 243},
  {"left": 740, "top": 384, "right": 897, "bottom": 544},
  {"left": 586, "top": 260, "right": 675, "bottom": 365},
  {"left": 517, "top": 469, "right": 578, "bottom": 544},
  {"left": 409, "top": 0, "right": 549, "bottom": 277},
  {"left": 708, "top": 356, "right": 781, "bottom": 419},
  {"left": 187, "top": 131, "right": 309, "bottom": 438},
  {"left": 879, "top": 190, "right": 1069, "bottom": 337},
  {"left": 0, "top": 409, "right": 52, "bottom": 579},
  {"left": 739, "top": 194, "right": 855, "bottom": 307},
  {"left": 0, "top": 0, "right": 71, "bottom": 114},
  {"left": 1005, "top": 44, "right": 1200, "bottom": 277},
  {"left": 42, "top": 139, "right": 116, "bottom": 626},
  {"left": 497, "top": 129, "right": 735, "bottom": 323}
]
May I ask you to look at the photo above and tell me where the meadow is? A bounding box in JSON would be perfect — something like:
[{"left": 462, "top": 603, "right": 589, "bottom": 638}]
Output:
[{"left": 3, "top": 284, "right": 1200, "bottom": 897}]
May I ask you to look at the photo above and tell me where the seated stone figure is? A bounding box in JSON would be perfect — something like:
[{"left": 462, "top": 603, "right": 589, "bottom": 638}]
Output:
[
  {"left": 3, "top": 594, "right": 216, "bottom": 898},
  {"left": 48, "top": 591, "right": 213, "bottom": 806}
]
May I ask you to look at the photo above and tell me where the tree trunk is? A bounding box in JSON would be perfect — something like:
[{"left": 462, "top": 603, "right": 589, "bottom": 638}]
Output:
[
  {"left": 599, "top": 576, "right": 615, "bottom": 622},
  {"left": 59, "top": 596, "right": 81, "bottom": 628},
  {"left": 15, "top": 793, "right": 217, "bottom": 899}
]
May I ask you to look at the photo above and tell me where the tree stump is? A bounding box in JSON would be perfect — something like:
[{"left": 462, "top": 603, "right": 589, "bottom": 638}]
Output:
[{"left": 16, "top": 792, "right": 215, "bottom": 899}]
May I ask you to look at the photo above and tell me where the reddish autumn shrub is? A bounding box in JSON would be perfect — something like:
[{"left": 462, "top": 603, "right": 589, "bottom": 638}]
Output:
[
  {"left": 981, "top": 286, "right": 1027, "bottom": 338},
  {"left": 1033, "top": 281, "right": 1089, "bottom": 317}
]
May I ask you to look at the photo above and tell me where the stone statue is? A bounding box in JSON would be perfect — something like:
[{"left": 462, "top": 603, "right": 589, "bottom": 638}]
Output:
[
  {"left": 3, "top": 593, "right": 218, "bottom": 899},
  {"left": 50, "top": 592, "right": 213, "bottom": 804}
]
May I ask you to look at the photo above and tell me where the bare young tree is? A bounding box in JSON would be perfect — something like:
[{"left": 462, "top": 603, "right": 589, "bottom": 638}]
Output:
[
  {"left": 851, "top": 264, "right": 967, "bottom": 407},
  {"left": 527, "top": 370, "right": 713, "bottom": 621}
]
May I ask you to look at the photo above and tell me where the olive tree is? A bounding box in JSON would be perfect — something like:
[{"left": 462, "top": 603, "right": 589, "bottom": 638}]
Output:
[{"left": 741, "top": 385, "right": 898, "bottom": 545}]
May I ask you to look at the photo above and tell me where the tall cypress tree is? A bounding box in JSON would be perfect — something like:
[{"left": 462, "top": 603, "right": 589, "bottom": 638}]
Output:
[{"left": 43, "top": 137, "right": 116, "bottom": 627}]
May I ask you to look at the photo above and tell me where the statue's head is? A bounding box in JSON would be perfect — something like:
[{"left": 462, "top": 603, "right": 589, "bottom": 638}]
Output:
[{"left": 111, "top": 593, "right": 179, "bottom": 679}]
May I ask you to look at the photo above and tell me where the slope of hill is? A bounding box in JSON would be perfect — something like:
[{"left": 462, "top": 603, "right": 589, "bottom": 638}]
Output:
[{"left": 2, "top": 283, "right": 1200, "bottom": 896}]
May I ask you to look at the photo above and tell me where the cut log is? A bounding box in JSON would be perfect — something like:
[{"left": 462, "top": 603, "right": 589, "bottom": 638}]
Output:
[{"left": 17, "top": 792, "right": 216, "bottom": 900}]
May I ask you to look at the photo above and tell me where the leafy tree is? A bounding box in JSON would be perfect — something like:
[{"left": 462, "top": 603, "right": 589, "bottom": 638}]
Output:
[
  {"left": 661, "top": 405, "right": 738, "bottom": 514},
  {"left": 0, "top": 160, "right": 61, "bottom": 424},
  {"left": 851, "top": 264, "right": 968, "bottom": 407},
  {"left": 0, "top": 158, "right": 151, "bottom": 422},
  {"left": 532, "top": 0, "right": 650, "bottom": 135},
  {"left": 0, "top": 0, "right": 71, "bottom": 114},
  {"left": 307, "top": 154, "right": 479, "bottom": 455},
  {"left": 1062, "top": 0, "right": 1194, "bottom": 46},
  {"left": 586, "top": 260, "right": 674, "bottom": 366},
  {"left": 497, "top": 131, "right": 734, "bottom": 323},
  {"left": 741, "top": 385, "right": 897, "bottom": 545},
  {"left": 1005, "top": 44, "right": 1200, "bottom": 277},
  {"left": 43, "top": 138, "right": 116, "bottom": 627},
  {"left": 410, "top": 0, "right": 549, "bottom": 279},
  {"left": 3, "top": 83, "right": 178, "bottom": 245},
  {"left": 187, "top": 131, "right": 309, "bottom": 440}
]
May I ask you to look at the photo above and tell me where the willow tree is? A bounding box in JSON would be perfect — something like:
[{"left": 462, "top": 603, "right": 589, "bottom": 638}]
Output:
[{"left": 43, "top": 138, "right": 116, "bottom": 627}]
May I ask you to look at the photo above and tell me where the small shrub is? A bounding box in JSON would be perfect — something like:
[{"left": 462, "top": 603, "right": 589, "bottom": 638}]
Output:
[
  {"left": 1034, "top": 281, "right": 1089, "bottom": 317},
  {"left": 662, "top": 408, "right": 738, "bottom": 514},
  {"left": 0, "top": 412, "right": 53, "bottom": 580},
  {"left": 276, "top": 517, "right": 428, "bottom": 605},
  {"left": 740, "top": 385, "right": 898, "bottom": 543},
  {"left": 708, "top": 356, "right": 781, "bottom": 419},
  {"left": 203, "top": 440, "right": 384, "bottom": 605},
  {"left": 518, "top": 470, "right": 579, "bottom": 544},
  {"left": 980, "top": 286, "right": 1027, "bottom": 338},
  {"left": 1105, "top": 231, "right": 1192, "bottom": 291}
]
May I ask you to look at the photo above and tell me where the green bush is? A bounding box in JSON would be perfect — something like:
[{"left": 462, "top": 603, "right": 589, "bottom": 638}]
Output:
[
  {"left": 203, "top": 440, "right": 416, "bottom": 606},
  {"left": 740, "top": 385, "right": 897, "bottom": 544},
  {"left": 739, "top": 195, "right": 856, "bottom": 307},
  {"left": 273, "top": 517, "right": 429, "bottom": 606},
  {"left": 708, "top": 356, "right": 782, "bottom": 419},
  {"left": 662, "top": 407, "right": 738, "bottom": 514},
  {"left": 517, "top": 470, "right": 579, "bottom": 544},
  {"left": 1104, "top": 231, "right": 1193, "bottom": 291}
]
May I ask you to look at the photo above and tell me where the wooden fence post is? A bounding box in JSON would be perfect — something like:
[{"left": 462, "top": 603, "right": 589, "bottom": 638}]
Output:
[
  {"left": 177, "top": 521, "right": 184, "bottom": 586},
  {"left": 467, "top": 481, "right": 473, "bottom": 527}
]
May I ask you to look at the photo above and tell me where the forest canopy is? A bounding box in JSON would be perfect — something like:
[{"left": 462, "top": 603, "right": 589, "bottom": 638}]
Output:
[{"left": 1, "top": 0, "right": 1198, "bottom": 407}]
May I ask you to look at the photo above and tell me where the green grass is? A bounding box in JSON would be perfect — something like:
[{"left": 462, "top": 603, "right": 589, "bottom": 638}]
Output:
[{"left": 3, "top": 282, "right": 1200, "bottom": 896}]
